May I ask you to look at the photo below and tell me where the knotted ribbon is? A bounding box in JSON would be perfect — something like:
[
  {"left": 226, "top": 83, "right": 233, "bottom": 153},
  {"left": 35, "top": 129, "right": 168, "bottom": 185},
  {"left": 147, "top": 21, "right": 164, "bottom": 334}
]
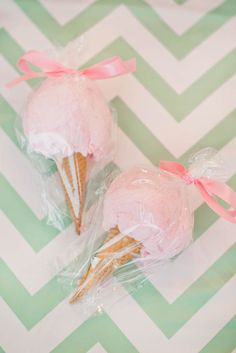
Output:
[
  {"left": 160, "top": 161, "right": 236, "bottom": 223},
  {"left": 7, "top": 50, "right": 136, "bottom": 87}
]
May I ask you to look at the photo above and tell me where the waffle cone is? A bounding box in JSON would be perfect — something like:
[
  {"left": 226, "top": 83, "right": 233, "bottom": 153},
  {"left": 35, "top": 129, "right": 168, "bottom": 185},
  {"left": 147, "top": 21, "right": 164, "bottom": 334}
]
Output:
[
  {"left": 56, "top": 152, "right": 87, "bottom": 235},
  {"left": 70, "top": 226, "right": 142, "bottom": 303}
]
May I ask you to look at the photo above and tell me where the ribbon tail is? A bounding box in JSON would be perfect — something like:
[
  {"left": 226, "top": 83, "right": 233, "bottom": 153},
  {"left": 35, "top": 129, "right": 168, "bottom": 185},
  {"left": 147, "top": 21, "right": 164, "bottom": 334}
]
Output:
[
  {"left": 196, "top": 180, "right": 236, "bottom": 224},
  {"left": 6, "top": 75, "right": 33, "bottom": 88},
  {"left": 80, "top": 56, "right": 136, "bottom": 80},
  {"left": 6, "top": 72, "right": 47, "bottom": 87}
]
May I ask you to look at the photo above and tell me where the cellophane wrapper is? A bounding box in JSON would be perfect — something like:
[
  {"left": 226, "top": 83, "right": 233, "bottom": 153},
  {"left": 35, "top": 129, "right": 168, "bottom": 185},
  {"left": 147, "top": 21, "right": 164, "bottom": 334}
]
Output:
[
  {"left": 13, "top": 37, "right": 118, "bottom": 232},
  {"left": 55, "top": 147, "right": 229, "bottom": 315}
]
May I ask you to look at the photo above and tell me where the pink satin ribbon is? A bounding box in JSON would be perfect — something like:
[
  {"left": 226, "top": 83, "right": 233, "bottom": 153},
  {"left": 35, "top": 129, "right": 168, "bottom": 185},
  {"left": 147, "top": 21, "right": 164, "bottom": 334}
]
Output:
[
  {"left": 7, "top": 50, "right": 136, "bottom": 87},
  {"left": 160, "top": 161, "right": 236, "bottom": 223}
]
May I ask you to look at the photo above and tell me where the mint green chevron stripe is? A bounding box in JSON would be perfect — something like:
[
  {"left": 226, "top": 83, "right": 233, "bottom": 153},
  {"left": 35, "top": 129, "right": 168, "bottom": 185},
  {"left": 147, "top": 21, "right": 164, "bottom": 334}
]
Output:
[
  {"left": 14, "top": 0, "right": 118, "bottom": 48},
  {"left": 0, "top": 347, "right": 5, "bottom": 353},
  {"left": 2, "top": 29, "right": 235, "bottom": 121},
  {"left": 51, "top": 315, "right": 236, "bottom": 353},
  {"left": 194, "top": 174, "right": 236, "bottom": 240},
  {"left": 0, "top": 259, "right": 64, "bottom": 329},
  {"left": 14, "top": 0, "right": 236, "bottom": 59},
  {"left": 0, "top": 174, "right": 63, "bottom": 251},
  {"left": 0, "top": 29, "right": 40, "bottom": 90},
  {"left": 126, "top": 0, "right": 236, "bottom": 59},
  {"left": 51, "top": 314, "right": 138, "bottom": 353},
  {"left": 199, "top": 316, "right": 236, "bottom": 353},
  {"left": 1, "top": 243, "right": 235, "bottom": 333},
  {"left": 130, "top": 244, "right": 236, "bottom": 338},
  {"left": 174, "top": 0, "right": 188, "bottom": 4},
  {"left": 85, "top": 39, "right": 236, "bottom": 121},
  {"left": 115, "top": 98, "right": 236, "bottom": 164},
  {"left": 0, "top": 29, "right": 23, "bottom": 72},
  {"left": 0, "top": 95, "right": 19, "bottom": 147}
]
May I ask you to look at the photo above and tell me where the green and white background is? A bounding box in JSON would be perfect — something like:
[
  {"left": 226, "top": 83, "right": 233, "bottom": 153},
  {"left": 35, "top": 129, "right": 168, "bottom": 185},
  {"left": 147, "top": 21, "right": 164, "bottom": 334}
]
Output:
[{"left": 0, "top": 0, "right": 236, "bottom": 352}]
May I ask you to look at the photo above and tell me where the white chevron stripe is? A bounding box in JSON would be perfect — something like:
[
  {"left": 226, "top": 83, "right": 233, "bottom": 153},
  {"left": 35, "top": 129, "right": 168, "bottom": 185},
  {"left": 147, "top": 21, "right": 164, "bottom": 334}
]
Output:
[
  {"left": 0, "top": 55, "right": 31, "bottom": 114},
  {"left": 0, "top": 298, "right": 88, "bottom": 353},
  {"left": 146, "top": 0, "right": 225, "bottom": 35},
  {"left": 2, "top": 54, "right": 235, "bottom": 159},
  {"left": 79, "top": 6, "right": 236, "bottom": 93},
  {"left": 0, "top": 212, "right": 76, "bottom": 294},
  {"left": 1, "top": 276, "right": 235, "bottom": 353},
  {"left": 1, "top": 0, "right": 51, "bottom": 50},
  {"left": 40, "top": 0, "right": 97, "bottom": 25},
  {"left": 149, "top": 218, "right": 236, "bottom": 303},
  {"left": 109, "top": 276, "right": 236, "bottom": 353},
  {"left": 108, "top": 285, "right": 167, "bottom": 349},
  {"left": 40, "top": 0, "right": 224, "bottom": 35},
  {"left": 170, "top": 276, "right": 236, "bottom": 353},
  {"left": 2, "top": 4, "right": 236, "bottom": 93},
  {"left": 0, "top": 200, "right": 101, "bottom": 295},
  {"left": 0, "top": 129, "right": 46, "bottom": 219},
  {"left": 100, "top": 74, "right": 236, "bottom": 158},
  {"left": 1, "top": 137, "right": 235, "bottom": 298},
  {"left": 115, "top": 129, "right": 152, "bottom": 171}
]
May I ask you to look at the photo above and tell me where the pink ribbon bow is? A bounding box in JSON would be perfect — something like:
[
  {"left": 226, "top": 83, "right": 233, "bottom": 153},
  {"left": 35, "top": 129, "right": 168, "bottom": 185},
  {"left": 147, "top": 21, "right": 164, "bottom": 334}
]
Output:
[
  {"left": 160, "top": 160, "right": 236, "bottom": 223},
  {"left": 7, "top": 50, "right": 136, "bottom": 87}
]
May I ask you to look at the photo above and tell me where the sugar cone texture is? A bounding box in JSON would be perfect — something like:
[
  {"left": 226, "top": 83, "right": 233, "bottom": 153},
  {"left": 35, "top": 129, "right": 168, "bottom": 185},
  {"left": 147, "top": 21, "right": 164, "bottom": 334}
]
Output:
[
  {"left": 56, "top": 152, "right": 87, "bottom": 235},
  {"left": 70, "top": 226, "right": 142, "bottom": 303}
]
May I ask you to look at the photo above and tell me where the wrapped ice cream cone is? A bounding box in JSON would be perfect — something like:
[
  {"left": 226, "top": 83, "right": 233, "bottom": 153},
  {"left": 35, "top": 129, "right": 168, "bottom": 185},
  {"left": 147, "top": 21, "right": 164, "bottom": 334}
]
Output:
[
  {"left": 69, "top": 149, "right": 236, "bottom": 306},
  {"left": 70, "top": 166, "right": 194, "bottom": 303},
  {"left": 70, "top": 226, "right": 142, "bottom": 303},
  {"left": 56, "top": 152, "right": 87, "bottom": 234},
  {"left": 9, "top": 46, "right": 136, "bottom": 234},
  {"left": 23, "top": 74, "right": 115, "bottom": 234}
]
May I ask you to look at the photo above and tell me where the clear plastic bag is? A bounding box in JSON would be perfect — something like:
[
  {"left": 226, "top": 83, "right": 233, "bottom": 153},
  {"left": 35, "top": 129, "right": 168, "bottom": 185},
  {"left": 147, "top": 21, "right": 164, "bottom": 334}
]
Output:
[
  {"left": 15, "top": 98, "right": 117, "bottom": 233},
  {"left": 56, "top": 147, "right": 235, "bottom": 314},
  {"left": 11, "top": 37, "right": 135, "bottom": 234}
]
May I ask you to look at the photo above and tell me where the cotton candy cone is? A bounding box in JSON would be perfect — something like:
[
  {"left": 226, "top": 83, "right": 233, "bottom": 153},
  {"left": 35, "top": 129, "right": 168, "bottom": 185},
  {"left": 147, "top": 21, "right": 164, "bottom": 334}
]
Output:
[
  {"left": 70, "top": 226, "right": 142, "bottom": 303},
  {"left": 56, "top": 152, "right": 87, "bottom": 235}
]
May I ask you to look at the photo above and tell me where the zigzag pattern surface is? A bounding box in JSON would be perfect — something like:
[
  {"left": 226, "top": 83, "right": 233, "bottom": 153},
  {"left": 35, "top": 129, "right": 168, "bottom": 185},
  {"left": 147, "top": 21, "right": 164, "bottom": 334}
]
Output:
[{"left": 0, "top": 0, "right": 236, "bottom": 352}]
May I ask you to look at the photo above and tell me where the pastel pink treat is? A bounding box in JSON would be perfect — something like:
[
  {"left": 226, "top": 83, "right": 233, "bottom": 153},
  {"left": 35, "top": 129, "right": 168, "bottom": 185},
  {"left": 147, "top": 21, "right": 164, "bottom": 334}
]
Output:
[
  {"left": 103, "top": 166, "right": 193, "bottom": 259},
  {"left": 10, "top": 49, "right": 135, "bottom": 237},
  {"left": 23, "top": 75, "right": 113, "bottom": 235},
  {"left": 71, "top": 150, "right": 236, "bottom": 302},
  {"left": 70, "top": 165, "right": 194, "bottom": 302},
  {"left": 23, "top": 75, "right": 113, "bottom": 160}
]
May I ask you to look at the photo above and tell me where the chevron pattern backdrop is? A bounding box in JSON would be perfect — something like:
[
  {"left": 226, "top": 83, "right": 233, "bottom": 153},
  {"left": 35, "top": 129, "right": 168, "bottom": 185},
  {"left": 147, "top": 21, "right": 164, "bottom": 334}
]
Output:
[{"left": 0, "top": 0, "right": 236, "bottom": 352}]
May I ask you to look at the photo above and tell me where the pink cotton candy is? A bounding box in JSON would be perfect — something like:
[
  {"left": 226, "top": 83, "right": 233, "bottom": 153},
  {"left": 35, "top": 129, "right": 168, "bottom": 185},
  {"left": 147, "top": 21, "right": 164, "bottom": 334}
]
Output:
[
  {"left": 23, "top": 75, "right": 113, "bottom": 159},
  {"left": 103, "top": 167, "right": 193, "bottom": 260}
]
